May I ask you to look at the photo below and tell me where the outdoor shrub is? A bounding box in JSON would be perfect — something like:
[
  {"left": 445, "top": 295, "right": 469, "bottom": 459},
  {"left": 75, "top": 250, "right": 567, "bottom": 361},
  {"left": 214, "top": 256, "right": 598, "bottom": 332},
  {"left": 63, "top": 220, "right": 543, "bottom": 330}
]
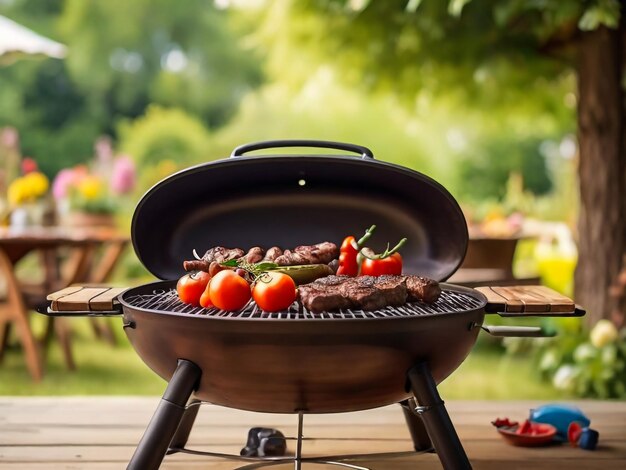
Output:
[
  {"left": 506, "top": 319, "right": 626, "bottom": 399},
  {"left": 118, "top": 106, "right": 212, "bottom": 168},
  {"left": 117, "top": 106, "right": 213, "bottom": 196}
]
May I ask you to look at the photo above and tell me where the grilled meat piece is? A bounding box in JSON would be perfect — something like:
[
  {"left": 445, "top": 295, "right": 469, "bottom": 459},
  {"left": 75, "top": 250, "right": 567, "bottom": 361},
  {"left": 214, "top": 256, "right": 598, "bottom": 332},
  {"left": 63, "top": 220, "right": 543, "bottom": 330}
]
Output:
[
  {"left": 183, "top": 246, "right": 245, "bottom": 272},
  {"left": 183, "top": 259, "right": 210, "bottom": 272},
  {"left": 297, "top": 276, "right": 352, "bottom": 313},
  {"left": 263, "top": 247, "right": 283, "bottom": 262},
  {"left": 274, "top": 242, "right": 339, "bottom": 266},
  {"left": 406, "top": 276, "right": 442, "bottom": 304},
  {"left": 184, "top": 243, "right": 338, "bottom": 272},
  {"left": 244, "top": 247, "right": 265, "bottom": 264},
  {"left": 298, "top": 275, "right": 440, "bottom": 313}
]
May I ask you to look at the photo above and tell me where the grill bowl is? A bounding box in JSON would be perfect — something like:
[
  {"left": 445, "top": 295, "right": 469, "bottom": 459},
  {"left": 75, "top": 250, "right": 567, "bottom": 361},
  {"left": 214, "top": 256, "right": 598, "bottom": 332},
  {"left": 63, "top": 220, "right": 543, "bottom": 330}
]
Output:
[{"left": 119, "top": 281, "right": 486, "bottom": 413}]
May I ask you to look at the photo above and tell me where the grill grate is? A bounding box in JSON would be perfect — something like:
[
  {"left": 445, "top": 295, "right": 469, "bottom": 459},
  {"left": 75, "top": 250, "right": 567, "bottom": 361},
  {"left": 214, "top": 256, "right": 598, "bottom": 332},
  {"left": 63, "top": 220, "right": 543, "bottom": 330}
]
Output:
[{"left": 123, "top": 288, "right": 484, "bottom": 320}]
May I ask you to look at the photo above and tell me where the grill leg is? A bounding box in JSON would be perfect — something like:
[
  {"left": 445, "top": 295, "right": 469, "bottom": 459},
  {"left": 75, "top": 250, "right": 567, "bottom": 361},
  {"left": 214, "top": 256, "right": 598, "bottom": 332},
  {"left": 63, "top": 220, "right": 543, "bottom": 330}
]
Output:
[
  {"left": 400, "top": 399, "right": 433, "bottom": 452},
  {"left": 128, "top": 359, "right": 201, "bottom": 470},
  {"left": 168, "top": 398, "right": 202, "bottom": 453},
  {"left": 407, "top": 362, "right": 471, "bottom": 470}
]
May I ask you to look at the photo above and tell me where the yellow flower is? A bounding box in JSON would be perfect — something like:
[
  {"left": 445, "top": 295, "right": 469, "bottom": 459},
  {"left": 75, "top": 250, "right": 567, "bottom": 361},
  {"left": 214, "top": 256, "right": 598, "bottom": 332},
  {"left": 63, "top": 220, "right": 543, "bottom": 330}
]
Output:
[
  {"left": 23, "top": 172, "right": 49, "bottom": 198},
  {"left": 78, "top": 175, "right": 103, "bottom": 200},
  {"left": 8, "top": 178, "right": 26, "bottom": 205},
  {"left": 7, "top": 172, "right": 50, "bottom": 206}
]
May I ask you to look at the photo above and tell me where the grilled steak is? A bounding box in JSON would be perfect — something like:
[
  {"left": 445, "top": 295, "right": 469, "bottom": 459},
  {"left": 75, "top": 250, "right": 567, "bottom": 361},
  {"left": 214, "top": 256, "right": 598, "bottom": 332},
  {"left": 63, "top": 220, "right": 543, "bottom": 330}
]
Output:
[
  {"left": 183, "top": 243, "right": 338, "bottom": 272},
  {"left": 406, "top": 276, "right": 441, "bottom": 304},
  {"left": 298, "top": 275, "right": 441, "bottom": 313}
]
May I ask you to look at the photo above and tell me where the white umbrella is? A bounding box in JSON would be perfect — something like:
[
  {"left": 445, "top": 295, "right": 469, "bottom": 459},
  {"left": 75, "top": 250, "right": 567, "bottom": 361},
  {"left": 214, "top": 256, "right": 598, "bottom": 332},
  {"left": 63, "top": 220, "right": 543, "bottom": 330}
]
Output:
[{"left": 0, "top": 15, "right": 66, "bottom": 63}]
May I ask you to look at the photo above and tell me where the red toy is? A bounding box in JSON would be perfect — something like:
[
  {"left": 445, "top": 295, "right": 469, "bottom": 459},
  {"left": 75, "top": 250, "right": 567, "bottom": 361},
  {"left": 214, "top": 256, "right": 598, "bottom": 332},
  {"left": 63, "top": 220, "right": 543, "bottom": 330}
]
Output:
[{"left": 493, "top": 419, "right": 557, "bottom": 447}]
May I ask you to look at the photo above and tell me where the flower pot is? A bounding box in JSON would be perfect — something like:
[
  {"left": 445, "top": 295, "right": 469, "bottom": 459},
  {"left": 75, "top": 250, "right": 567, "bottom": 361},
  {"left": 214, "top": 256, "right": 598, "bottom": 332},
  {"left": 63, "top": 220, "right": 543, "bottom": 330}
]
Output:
[
  {"left": 67, "top": 211, "right": 116, "bottom": 228},
  {"left": 10, "top": 201, "right": 48, "bottom": 228}
]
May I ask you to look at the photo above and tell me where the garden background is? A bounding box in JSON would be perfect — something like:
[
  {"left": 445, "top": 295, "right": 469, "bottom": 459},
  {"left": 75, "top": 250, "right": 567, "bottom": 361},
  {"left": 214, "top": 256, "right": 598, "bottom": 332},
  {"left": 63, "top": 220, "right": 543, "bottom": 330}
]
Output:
[{"left": 1, "top": 0, "right": 625, "bottom": 400}]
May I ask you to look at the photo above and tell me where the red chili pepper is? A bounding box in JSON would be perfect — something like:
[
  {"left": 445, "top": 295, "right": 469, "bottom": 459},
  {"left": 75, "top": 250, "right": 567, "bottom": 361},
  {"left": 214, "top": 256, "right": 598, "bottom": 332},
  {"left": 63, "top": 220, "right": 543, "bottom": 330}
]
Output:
[
  {"left": 359, "top": 238, "right": 407, "bottom": 276},
  {"left": 336, "top": 225, "right": 376, "bottom": 276}
]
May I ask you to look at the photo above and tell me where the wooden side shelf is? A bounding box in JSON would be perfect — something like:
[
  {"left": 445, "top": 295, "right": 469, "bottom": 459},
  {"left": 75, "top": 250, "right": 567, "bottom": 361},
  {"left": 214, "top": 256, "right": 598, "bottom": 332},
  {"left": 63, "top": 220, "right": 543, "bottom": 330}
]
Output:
[{"left": 475, "top": 285, "right": 583, "bottom": 317}]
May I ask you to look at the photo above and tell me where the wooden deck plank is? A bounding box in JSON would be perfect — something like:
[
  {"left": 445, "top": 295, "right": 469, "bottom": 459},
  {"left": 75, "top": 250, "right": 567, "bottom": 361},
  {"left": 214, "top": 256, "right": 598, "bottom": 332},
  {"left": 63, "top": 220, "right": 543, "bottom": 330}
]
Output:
[{"left": 0, "top": 398, "right": 624, "bottom": 469}]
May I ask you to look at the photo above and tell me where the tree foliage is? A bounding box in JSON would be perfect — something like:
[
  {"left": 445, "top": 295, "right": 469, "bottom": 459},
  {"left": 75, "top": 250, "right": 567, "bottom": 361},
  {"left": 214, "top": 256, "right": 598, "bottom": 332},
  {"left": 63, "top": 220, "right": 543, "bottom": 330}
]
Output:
[
  {"left": 239, "top": 0, "right": 591, "bottom": 201},
  {"left": 0, "top": 0, "right": 262, "bottom": 176}
]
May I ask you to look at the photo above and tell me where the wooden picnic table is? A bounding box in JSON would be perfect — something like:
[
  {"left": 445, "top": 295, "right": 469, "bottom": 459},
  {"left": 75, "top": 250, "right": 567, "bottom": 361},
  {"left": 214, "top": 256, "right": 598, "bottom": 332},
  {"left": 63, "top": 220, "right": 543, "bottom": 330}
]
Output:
[
  {"left": 0, "top": 226, "right": 129, "bottom": 380},
  {"left": 0, "top": 398, "right": 624, "bottom": 469}
]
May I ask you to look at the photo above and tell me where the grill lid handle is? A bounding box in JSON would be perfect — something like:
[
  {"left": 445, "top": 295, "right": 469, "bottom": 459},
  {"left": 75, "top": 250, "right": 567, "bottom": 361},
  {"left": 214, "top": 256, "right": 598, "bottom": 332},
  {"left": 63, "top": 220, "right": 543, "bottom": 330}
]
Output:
[{"left": 231, "top": 140, "right": 374, "bottom": 159}]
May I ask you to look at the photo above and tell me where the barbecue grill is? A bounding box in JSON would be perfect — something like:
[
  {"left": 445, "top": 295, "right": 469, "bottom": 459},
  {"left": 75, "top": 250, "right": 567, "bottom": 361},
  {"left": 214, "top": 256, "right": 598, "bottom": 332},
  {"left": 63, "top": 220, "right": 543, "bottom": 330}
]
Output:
[{"left": 41, "top": 140, "right": 585, "bottom": 470}]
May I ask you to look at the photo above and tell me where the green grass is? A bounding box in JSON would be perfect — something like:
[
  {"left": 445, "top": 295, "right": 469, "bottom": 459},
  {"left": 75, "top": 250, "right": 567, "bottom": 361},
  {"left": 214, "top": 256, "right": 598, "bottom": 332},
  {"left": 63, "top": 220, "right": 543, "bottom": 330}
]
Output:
[
  {"left": 0, "top": 316, "right": 565, "bottom": 399},
  {"left": 0, "top": 316, "right": 165, "bottom": 395},
  {"left": 439, "top": 346, "right": 566, "bottom": 400}
]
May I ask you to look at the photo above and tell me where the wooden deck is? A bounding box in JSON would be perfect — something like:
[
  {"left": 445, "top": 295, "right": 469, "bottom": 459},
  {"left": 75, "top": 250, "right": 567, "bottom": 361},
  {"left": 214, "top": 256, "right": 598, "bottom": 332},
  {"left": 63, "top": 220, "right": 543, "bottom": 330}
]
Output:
[{"left": 1, "top": 398, "right": 624, "bottom": 469}]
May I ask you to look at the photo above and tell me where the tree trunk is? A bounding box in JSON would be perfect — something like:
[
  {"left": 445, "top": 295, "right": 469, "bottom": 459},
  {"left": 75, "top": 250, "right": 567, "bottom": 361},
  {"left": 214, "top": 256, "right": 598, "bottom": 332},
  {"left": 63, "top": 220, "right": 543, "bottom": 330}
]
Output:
[{"left": 575, "top": 21, "right": 626, "bottom": 326}]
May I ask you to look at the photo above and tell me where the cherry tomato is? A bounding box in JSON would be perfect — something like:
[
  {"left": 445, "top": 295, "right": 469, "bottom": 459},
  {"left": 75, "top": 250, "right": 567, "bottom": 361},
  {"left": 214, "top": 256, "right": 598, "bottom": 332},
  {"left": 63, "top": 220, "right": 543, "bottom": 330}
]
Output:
[
  {"left": 209, "top": 270, "right": 251, "bottom": 311},
  {"left": 199, "top": 281, "right": 214, "bottom": 309},
  {"left": 177, "top": 271, "right": 211, "bottom": 306},
  {"left": 252, "top": 271, "right": 297, "bottom": 312},
  {"left": 360, "top": 252, "right": 403, "bottom": 276}
]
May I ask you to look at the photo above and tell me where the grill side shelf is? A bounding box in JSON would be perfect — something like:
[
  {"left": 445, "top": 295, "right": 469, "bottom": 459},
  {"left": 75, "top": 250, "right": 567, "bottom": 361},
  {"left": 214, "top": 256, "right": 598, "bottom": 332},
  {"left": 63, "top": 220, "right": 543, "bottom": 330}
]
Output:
[
  {"left": 476, "top": 285, "right": 585, "bottom": 317},
  {"left": 41, "top": 286, "right": 126, "bottom": 317}
]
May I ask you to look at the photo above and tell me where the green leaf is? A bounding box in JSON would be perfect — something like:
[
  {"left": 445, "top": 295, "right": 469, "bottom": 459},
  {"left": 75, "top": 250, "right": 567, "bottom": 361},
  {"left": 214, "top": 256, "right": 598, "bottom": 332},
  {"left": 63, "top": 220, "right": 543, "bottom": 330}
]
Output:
[
  {"left": 347, "top": 0, "right": 371, "bottom": 13},
  {"left": 405, "top": 0, "right": 423, "bottom": 13},
  {"left": 579, "top": 0, "right": 621, "bottom": 30},
  {"left": 448, "top": 0, "right": 472, "bottom": 17},
  {"left": 220, "top": 259, "right": 240, "bottom": 267}
]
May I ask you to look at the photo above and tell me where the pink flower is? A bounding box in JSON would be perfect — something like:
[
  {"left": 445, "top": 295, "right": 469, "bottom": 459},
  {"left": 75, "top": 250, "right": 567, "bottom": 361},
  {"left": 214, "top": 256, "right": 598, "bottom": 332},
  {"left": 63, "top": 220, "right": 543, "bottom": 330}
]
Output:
[
  {"left": 110, "top": 156, "right": 136, "bottom": 195},
  {"left": 52, "top": 169, "right": 75, "bottom": 200}
]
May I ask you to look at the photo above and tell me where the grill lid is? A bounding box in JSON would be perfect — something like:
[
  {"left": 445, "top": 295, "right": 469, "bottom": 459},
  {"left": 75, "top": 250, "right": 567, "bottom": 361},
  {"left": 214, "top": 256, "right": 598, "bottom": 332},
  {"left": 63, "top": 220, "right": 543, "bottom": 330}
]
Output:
[{"left": 132, "top": 140, "right": 468, "bottom": 281}]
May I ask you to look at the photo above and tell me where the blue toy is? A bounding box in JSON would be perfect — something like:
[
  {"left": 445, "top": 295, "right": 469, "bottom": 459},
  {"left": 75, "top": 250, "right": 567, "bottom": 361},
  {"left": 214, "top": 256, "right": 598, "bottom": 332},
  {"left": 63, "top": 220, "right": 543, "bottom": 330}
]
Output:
[{"left": 529, "top": 404, "right": 591, "bottom": 441}]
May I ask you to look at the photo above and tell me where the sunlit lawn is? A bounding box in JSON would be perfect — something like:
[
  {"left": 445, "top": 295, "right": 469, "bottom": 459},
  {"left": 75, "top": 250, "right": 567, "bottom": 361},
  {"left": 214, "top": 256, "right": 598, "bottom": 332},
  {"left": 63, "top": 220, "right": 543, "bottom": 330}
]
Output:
[
  {"left": 0, "top": 315, "right": 565, "bottom": 400},
  {"left": 0, "top": 316, "right": 165, "bottom": 395}
]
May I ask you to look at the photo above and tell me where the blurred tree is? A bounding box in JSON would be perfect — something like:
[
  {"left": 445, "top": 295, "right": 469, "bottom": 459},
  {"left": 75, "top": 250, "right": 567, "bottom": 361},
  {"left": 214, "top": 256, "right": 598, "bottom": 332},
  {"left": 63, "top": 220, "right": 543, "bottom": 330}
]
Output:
[
  {"left": 458, "top": 137, "right": 552, "bottom": 201},
  {"left": 0, "top": 0, "right": 262, "bottom": 175},
  {"left": 252, "top": 0, "right": 625, "bottom": 325},
  {"left": 118, "top": 105, "right": 211, "bottom": 167}
]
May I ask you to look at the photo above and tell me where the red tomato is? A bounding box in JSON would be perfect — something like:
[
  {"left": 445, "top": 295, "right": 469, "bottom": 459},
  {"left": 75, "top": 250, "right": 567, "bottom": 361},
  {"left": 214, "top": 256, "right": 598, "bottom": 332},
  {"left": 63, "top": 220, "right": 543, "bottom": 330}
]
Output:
[
  {"left": 360, "top": 252, "right": 403, "bottom": 276},
  {"left": 209, "top": 270, "right": 251, "bottom": 311},
  {"left": 199, "top": 281, "right": 214, "bottom": 309},
  {"left": 252, "top": 272, "right": 297, "bottom": 312},
  {"left": 177, "top": 271, "right": 211, "bottom": 306}
]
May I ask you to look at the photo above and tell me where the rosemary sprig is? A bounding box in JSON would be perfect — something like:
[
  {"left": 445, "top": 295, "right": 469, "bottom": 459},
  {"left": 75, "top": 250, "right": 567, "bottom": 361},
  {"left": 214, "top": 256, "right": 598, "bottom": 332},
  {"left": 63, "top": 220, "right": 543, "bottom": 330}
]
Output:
[{"left": 220, "top": 259, "right": 279, "bottom": 279}]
